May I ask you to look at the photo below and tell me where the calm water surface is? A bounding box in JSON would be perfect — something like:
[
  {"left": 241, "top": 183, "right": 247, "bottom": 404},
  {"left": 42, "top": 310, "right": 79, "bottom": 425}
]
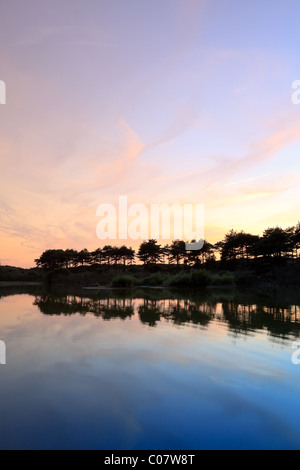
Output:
[{"left": 0, "top": 286, "right": 300, "bottom": 450}]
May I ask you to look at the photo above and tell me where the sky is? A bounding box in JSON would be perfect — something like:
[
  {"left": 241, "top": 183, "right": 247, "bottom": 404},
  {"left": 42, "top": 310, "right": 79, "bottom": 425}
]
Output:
[{"left": 1, "top": 0, "right": 300, "bottom": 267}]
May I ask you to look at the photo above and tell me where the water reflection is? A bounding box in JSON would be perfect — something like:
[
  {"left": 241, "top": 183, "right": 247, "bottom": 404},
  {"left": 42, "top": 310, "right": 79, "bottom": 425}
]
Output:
[
  {"left": 29, "top": 287, "right": 300, "bottom": 343},
  {"left": 1, "top": 285, "right": 300, "bottom": 450}
]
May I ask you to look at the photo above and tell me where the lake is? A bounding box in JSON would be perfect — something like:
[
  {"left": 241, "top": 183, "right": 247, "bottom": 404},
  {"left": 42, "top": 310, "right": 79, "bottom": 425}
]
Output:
[{"left": 0, "top": 285, "right": 300, "bottom": 450}]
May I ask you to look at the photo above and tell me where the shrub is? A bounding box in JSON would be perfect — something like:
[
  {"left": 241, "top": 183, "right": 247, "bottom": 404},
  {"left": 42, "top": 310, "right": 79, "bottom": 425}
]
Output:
[
  {"left": 141, "top": 272, "right": 165, "bottom": 286},
  {"left": 212, "top": 271, "right": 235, "bottom": 286},
  {"left": 168, "top": 272, "right": 191, "bottom": 288},
  {"left": 111, "top": 275, "right": 137, "bottom": 288},
  {"left": 190, "top": 269, "right": 213, "bottom": 287},
  {"left": 167, "top": 270, "right": 212, "bottom": 289},
  {"left": 234, "top": 271, "right": 255, "bottom": 287},
  {"left": 45, "top": 268, "right": 70, "bottom": 284}
]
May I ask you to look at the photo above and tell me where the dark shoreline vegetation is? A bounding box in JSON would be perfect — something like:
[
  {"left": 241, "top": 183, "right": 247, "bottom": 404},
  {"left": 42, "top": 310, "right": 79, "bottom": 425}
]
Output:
[{"left": 1, "top": 223, "right": 300, "bottom": 289}]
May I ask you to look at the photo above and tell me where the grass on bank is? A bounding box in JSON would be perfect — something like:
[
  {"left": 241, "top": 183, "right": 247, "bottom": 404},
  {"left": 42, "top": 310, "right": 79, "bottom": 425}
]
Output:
[
  {"left": 110, "top": 269, "right": 235, "bottom": 289},
  {"left": 0, "top": 263, "right": 238, "bottom": 289}
]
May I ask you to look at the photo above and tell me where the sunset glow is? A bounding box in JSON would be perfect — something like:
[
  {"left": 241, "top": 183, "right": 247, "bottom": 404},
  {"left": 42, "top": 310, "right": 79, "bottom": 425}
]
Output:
[{"left": 1, "top": 1, "right": 300, "bottom": 267}]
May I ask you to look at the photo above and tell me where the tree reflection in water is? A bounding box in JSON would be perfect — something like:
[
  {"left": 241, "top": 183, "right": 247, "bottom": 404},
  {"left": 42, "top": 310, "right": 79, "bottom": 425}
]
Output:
[{"left": 29, "top": 288, "right": 300, "bottom": 343}]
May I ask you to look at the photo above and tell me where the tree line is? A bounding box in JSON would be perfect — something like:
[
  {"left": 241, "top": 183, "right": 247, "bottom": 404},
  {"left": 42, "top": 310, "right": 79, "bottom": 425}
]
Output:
[{"left": 35, "top": 222, "right": 300, "bottom": 270}]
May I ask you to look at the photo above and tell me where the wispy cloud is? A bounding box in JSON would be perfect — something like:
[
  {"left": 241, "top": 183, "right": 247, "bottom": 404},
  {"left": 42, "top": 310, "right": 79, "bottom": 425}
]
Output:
[{"left": 141, "top": 102, "right": 198, "bottom": 154}]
